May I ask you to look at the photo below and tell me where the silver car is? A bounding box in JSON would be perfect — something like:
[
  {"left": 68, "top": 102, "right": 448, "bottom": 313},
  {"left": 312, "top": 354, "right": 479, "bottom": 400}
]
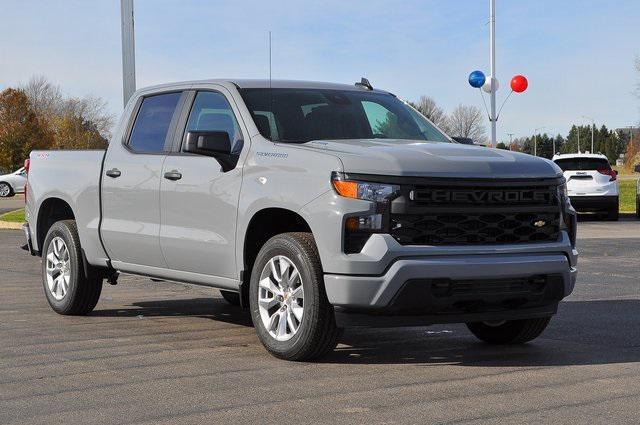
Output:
[{"left": 0, "top": 167, "right": 27, "bottom": 197}]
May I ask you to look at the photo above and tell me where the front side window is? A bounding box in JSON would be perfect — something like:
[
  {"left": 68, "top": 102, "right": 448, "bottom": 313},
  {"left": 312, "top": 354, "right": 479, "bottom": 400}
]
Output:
[
  {"left": 128, "top": 92, "right": 182, "bottom": 153},
  {"left": 239, "top": 88, "right": 451, "bottom": 144},
  {"left": 184, "top": 91, "right": 243, "bottom": 151}
]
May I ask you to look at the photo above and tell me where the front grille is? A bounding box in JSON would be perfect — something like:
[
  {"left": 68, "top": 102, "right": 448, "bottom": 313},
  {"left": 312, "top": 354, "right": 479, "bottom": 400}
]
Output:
[{"left": 389, "top": 180, "right": 561, "bottom": 246}]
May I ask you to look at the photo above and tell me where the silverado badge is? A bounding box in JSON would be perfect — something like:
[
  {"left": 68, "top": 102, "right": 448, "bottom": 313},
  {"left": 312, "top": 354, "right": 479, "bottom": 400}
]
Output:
[{"left": 533, "top": 220, "right": 546, "bottom": 228}]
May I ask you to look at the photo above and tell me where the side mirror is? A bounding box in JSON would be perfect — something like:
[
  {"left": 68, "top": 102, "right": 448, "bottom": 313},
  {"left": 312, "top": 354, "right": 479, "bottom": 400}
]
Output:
[
  {"left": 635, "top": 164, "right": 640, "bottom": 173},
  {"left": 184, "top": 131, "right": 238, "bottom": 171}
]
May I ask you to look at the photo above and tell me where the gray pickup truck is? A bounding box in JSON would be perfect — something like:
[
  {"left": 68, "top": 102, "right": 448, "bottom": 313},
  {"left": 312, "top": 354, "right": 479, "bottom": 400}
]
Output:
[{"left": 24, "top": 79, "right": 578, "bottom": 360}]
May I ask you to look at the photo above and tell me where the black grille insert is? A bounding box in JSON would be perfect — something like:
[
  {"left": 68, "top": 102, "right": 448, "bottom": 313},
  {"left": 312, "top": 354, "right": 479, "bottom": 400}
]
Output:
[{"left": 390, "top": 181, "right": 561, "bottom": 246}]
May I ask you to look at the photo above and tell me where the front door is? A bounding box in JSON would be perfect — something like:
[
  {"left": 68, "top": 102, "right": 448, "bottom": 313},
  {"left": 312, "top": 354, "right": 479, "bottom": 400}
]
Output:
[
  {"left": 101, "top": 91, "right": 183, "bottom": 269},
  {"left": 159, "top": 90, "right": 245, "bottom": 279}
]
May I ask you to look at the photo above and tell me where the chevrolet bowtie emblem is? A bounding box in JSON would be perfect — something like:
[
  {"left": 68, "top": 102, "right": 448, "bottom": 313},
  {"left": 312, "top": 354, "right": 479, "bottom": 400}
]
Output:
[{"left": 533, "top": 220, "right": 546, "bottom": 228}]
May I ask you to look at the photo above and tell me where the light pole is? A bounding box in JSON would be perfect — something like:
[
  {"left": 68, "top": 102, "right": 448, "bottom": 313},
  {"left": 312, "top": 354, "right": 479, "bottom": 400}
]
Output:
[
  {"left": 582, "top": 115, "right": 595, "bottom": 153},
  {"left": 508, "top": 132, "right": 514, "bottom": 150},
  {"left": 489, "top": 0, "right": 497, "bottom": 148},
  {"left": 534, "top": 126, "right": 546, "bottom": 156},
  {"left": 121, "top": 0, "right": 136, "bottom": 106}
]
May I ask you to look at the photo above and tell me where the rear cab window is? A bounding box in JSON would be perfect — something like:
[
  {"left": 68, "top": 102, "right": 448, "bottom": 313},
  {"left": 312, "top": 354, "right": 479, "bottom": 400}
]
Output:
[
  {"left": 554, "top": 158, "right": 611, "bottom": 171},
  {"left": 128, "top": 92, "right": 182, "bottom": 153}
]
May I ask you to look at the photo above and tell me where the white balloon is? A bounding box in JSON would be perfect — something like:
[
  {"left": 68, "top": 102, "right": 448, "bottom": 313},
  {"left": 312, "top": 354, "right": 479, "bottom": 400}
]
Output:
[{"left": 482, "top": 76, "right": 499, "bottom": 93}]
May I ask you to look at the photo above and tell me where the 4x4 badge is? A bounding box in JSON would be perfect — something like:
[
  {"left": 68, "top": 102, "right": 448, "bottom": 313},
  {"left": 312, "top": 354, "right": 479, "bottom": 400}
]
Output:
[{"left": 533, "top": 220, "right": 546, "bottom": 228}]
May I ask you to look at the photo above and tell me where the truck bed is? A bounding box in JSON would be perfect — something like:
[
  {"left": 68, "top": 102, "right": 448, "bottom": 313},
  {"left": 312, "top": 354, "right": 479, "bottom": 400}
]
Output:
[{"left": 26, "top": 149, "right": 109, "bottom": 266}]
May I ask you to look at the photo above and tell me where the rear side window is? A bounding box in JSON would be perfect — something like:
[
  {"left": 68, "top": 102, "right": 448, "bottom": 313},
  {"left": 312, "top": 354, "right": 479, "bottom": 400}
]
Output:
[
  {"left": 554, "top": 158, "right": 611, "bottom": 171},
  {"left": 128, "top": 92, "right": 182, "bottom": 153}
]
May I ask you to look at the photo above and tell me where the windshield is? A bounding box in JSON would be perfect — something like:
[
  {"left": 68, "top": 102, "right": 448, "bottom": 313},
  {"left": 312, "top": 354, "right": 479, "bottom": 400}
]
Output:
[
  {"left": 554, "top": 158, "right": 611, "bottom": 171},
  {"left": 239, "top": 88, "right": 451, "bottom": 143}
]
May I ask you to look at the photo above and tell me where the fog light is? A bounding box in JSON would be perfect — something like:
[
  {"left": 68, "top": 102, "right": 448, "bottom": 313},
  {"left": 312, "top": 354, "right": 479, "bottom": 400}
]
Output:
[
  {"left": 346, "top": 214, "right": 383, "bottom": 231},
  {"left": 344, "top": 214, "right": 385, "bottom": 253}
]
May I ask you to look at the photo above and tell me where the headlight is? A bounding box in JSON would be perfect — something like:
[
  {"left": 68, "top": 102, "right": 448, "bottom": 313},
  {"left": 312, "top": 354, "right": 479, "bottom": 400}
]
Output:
[
  {"left": 331, "top": 172, "right": 399, "bottom": 202},
  {"left": 557, "top": 181, "right": 577, "bottom": 246},
  {"left": 557, "top": 182, "right": 568, "bottom": 201}
]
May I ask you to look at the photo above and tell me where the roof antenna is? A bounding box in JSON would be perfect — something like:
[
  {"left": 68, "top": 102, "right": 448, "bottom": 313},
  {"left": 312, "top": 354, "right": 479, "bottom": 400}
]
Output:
[
  {"left": 355, "top": 77, "right": 373, "bottom": 90},
  {"left": 268, "top": 30, "right": 277, "bottom": 142},
  {"left": 269, "top": 31, "right": 272, "bottom": 91}
]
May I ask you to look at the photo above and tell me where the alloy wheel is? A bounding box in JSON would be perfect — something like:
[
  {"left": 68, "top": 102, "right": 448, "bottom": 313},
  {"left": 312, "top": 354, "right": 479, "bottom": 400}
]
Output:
[
  {"left": 257, "top": 255, "right": 304, "bottom": 341},
  {"left": 45, "top": 237, "right": 71, "bottom": 301}
]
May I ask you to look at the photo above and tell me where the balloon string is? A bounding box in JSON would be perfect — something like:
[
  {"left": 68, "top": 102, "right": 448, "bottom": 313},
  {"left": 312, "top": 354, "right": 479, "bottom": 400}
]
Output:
[
  {"left": 497, "top": 90, "right": 514, "bottom": 120},
  {"left": 479, "top": 89, "right": 491, "bottom": 121}
]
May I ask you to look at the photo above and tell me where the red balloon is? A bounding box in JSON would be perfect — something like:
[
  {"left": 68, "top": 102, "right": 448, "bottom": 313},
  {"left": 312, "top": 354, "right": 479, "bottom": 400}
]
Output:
[{"left": 510, "top": 75, "right": 528, "bottom": 93}]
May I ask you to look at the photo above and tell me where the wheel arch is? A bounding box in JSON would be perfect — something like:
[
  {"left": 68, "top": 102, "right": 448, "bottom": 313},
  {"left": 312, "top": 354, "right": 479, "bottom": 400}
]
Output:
[
  {"left": 241, "top": 207, "right": 313, "bottom": 304},
  {"left": 36, "top": 197, "right": 76, "bottom": 255}
]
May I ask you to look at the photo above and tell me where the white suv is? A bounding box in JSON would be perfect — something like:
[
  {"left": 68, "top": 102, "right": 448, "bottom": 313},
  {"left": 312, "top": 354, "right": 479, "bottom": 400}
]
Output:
[{"left": 552, "top": 153, "right": 619, "bottom": 220}]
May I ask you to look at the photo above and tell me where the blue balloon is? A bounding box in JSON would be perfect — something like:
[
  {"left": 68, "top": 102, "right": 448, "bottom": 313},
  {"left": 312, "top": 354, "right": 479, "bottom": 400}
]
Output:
[{"left": 468, "top": 70, "right": 486, "bottom": 88}]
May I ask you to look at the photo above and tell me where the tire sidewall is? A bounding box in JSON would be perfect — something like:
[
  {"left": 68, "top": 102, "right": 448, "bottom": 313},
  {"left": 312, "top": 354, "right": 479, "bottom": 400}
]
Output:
[
  {"left": 42, "top": 222, "right": 83, "bottom": 314},
  {"left": 0, "top": 182, "right": 13, "bottom": 197},
  {"left": 249, "top": 235, "right": 321, "bottom": 358}
]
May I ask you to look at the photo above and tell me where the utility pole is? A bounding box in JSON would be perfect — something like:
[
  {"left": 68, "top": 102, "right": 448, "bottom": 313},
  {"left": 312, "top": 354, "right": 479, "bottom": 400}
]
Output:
[
  {"left": 508, "top": 133, "right": 514, "bottom": 150},
  {"left": 489, "top": 0, "right": 497, "bottom": 148},
  {"left": 534, "top": 126, "right": 545, "bottom": 157},
  {"left": 577, "top": 126, "right": 581, "bottom": 153},
  {"left": 582, "top": 115, "right": 595, "bottom": 153},
  {"left": 121, "top": 0, "right": 136, "bottom": 106}
]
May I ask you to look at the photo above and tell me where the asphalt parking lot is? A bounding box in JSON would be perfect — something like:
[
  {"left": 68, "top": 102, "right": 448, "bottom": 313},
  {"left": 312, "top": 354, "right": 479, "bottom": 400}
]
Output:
[{"left": 1, "top": 216, "right": 639, "bottom": 424}]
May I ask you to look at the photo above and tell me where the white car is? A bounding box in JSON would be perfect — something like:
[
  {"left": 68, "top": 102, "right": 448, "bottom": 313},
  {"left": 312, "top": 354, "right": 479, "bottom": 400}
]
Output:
[
  {"left": 0, "top": 167, "right": 27, "bottom": 197},
  {"left": 552, "top": 153, "right": 619, "bottom": 220},
  {"left": 635, "top": 164, "right": 640, "bottom": 219}
]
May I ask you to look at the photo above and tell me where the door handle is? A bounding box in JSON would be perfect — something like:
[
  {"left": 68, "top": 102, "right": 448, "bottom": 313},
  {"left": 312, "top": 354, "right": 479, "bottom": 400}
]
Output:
[
  {"left": 105, "top": 168, "right": 121, "bottom": 178},
  {"left": 164, "top": 170, "right": 182, "bottom": 181}
]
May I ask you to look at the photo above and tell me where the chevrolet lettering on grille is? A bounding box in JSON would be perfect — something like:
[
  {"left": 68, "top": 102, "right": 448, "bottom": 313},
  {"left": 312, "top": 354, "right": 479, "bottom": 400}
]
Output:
[{"left": 411, "top": 189, "right": 553, "bottom": 205}]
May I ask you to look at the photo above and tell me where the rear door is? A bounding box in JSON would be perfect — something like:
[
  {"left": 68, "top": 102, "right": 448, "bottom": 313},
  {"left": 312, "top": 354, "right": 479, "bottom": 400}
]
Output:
[
  {"left": 159, "top": 88, "right": 245, "bottom": 280},
  {"left": 101, "top": 91, "right": 185, "bottom": 269},
  {"left": 554, "top": 157, "right": 612, "bottom": 196}
]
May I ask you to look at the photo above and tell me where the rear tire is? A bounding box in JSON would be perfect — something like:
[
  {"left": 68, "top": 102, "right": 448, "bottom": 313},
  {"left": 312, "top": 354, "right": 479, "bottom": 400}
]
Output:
[
  {"left": 42, "top": 220, "right": 103, "bottom": 315},
  {"left": 636, "top": 194, "right": 639, "bottom": 219},
  {"left": 249, "top": 232, "right": 338, "bottom": 361},
  {"left": 220, "top": 290, "right": 241, "bottom": 306},
  {"left": 466, "top": 317, "right": 551, "bottom": 344}
]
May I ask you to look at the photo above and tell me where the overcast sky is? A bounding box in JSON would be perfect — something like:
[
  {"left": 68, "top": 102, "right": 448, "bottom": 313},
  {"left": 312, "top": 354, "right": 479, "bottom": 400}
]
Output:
[{"left": 1, "top": 0, "right": 639, "bottom": 141}]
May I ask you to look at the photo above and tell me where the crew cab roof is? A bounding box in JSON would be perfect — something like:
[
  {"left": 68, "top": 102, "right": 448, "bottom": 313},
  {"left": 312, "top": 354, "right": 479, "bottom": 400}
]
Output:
[{"left": 138, "top": 79, "right": 391, "bottom": 95}]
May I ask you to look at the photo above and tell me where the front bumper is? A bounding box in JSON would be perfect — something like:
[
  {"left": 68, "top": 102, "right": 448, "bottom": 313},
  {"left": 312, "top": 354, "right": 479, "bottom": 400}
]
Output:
[
  {"left": 323, "top": 234, "right": 577, "bottom": 326},
  {"left": 325, "top": 253, "right": 576, "bottom": 308}
]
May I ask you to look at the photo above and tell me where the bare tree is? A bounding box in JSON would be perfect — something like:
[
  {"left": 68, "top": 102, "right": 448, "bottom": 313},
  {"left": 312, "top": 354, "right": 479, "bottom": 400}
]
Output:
[
  {"left": 20, "top": 75, "right": 62, "bottom": 119},
  {"left": 411, "top": 96, "right": 450, "bottom": 133},
  {"left": 21, "top": 76, "right": 115, "bottom": 140},
  {"left": 448, "top": 104, "right": 487, "bottom": 143}
]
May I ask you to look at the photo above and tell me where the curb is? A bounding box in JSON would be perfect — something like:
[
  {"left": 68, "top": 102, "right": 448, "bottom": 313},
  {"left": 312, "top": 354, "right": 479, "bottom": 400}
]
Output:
[{"left": 0, "top": 221, "right": 23, "bottom": 230}]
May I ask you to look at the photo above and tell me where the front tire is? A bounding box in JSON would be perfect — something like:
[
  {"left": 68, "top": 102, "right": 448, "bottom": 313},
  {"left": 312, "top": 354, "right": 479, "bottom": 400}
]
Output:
[
  {"left": 606, "top": 206, "right": 619, "bottom": 221},
  {"left": 0, "top": 182, "right": 14, "bottom": 197},
  {"left": 42, "top": 220, "right": 103, "bottom": 315},
  {"left": 249, "top": 232, "right": 338, "bottom": 361},
  {"left": 466, "top": 317, "right": 551, "bottom": 344}
]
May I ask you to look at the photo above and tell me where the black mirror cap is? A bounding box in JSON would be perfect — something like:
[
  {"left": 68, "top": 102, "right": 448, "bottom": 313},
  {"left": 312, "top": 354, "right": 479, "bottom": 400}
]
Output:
[
  {"left": 184, "top": 131, "right": 232, "bottom": 155},
  {"left": 184, "top": 130, "right": 239, "bottom": 172},
  {"left": 634, "top": 164, "right": 640, "bottom": 173},
  {"left": 452, "top": 137, "right": 476, "bottom": 145}
]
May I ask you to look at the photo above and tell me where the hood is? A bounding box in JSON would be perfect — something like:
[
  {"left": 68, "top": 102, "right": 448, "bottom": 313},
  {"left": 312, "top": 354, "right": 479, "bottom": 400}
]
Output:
[{"left": 299, "top": 139, "right": 562, "bottom": 179}]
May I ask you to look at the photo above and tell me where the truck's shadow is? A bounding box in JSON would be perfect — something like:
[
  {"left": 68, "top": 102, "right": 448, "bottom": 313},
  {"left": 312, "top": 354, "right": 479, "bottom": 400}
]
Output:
[{"left": 93, "top": 298, "right": 640, "bottom": 367}]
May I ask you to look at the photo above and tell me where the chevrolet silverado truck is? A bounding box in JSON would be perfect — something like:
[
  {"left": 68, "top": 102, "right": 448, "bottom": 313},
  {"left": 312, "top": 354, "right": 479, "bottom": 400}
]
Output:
[{"left": 23, "top": 79, "right": 578, "bottom": 361}]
